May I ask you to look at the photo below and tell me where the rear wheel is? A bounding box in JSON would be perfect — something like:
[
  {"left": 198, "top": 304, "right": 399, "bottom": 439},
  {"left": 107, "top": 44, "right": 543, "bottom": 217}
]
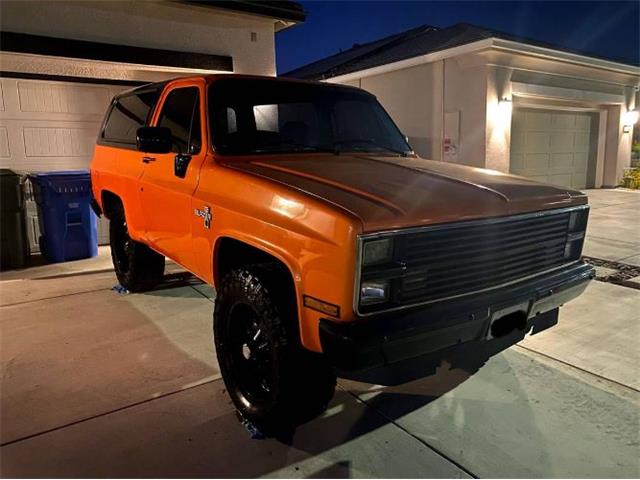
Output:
[
  {"left": 214, "top": 266, "right": 336, "bottom": 435},
  {"left": 109, "top": 206, "right": 165, "bottom": 292}
]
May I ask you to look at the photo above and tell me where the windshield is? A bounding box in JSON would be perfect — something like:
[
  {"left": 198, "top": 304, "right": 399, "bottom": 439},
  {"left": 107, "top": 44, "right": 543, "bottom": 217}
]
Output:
[{"left": 208, "top": 79, "right": 412, "bottom": 156}]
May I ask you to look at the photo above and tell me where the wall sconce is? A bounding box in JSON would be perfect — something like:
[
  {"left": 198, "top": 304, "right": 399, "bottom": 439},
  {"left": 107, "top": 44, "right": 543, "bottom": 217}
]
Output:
[
  {"left": 493, "top": 97, "right": 512, "bottom": 129},
  {"left": 623, "top": 110, "right": 639, "bottom": 133}
]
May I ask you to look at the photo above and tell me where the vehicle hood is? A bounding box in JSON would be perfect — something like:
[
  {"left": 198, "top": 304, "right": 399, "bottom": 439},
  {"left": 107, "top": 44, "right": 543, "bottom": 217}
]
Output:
[{"left": 220, "top": 154, "right": 588, "bottom": 233}]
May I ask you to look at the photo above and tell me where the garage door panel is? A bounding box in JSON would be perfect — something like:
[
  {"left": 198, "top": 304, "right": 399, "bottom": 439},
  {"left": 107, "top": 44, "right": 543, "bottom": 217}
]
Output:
[
  {"left": 524, "top": 111, "right": 551, "bottom": 129},
  {"left": 572, "top": 172, "right": 587, "bottom": 189},
  {"left": 552, "top": 173, "right": 573, "bottom": 187},
  {"left": 17, "top": 81, "right": 113, "bottom": 116},
  {"left": 574, "top": 133, "right": 590, "bottom": 152},
  {"left": 18, "top": 156, "right": 95, "bottom": 171},
  {"left": 573, "top": 152, "right": 588, "bottom": 171},
  {"left": 0, "top": 127, "right": 10, "bottom": 158},
  {"left": 524, "top": 153, "right": 550, "bottom": 172},
  {"left": 550, "top": 153, "right": 574, "bottom": 171},
  {"left": 23, "top": 126, "right": 98, "bottom": 158},
  {"left": 550, "top": 132, "right": 575, "bottom": 152},
  {"left": 551, "top": 112, "right": 577, "bottom": 129},
  {"left": 526, "top": 174, "right": 551, "bottom": 184},
  {"left": 510, "top": 152, "right": 525, "bottom": 170},
  {"left": 510, "top": 131, "right": 525, "bottom": 153},
  {"left": 511, "top": 108, "right": 595, "bottom": 190},
  {"left": 525, "top": 132, "right": 550, "bottom": 153},
  {"left": 1, "top": 78, "right": 128, "bottom": 247},
  {"left": 575, "top": 114, "right": 591, "bottom": 130}
]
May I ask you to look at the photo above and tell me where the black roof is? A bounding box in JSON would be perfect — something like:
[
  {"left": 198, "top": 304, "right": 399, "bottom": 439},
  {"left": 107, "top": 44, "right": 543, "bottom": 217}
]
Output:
[
  {"left": 181, "top": 1, "right": 306, "bottom": 23},
  {"left": 284, "top": 22, "right": 637, "bottom": 80}
]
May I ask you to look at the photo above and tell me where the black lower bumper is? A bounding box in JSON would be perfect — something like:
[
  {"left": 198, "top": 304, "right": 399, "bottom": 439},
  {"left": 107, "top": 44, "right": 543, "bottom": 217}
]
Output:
[{"left": 319, "top": 262, "right": 594, "bottom": 371}]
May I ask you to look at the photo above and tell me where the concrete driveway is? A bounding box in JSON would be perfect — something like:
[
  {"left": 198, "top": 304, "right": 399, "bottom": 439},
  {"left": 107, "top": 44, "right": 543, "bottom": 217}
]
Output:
[
  {"left": 1, "top": 189, "right": 638, "bottom": 478},
  {"left": 582, "top": 188, "right": 640, "bottom": 264}
]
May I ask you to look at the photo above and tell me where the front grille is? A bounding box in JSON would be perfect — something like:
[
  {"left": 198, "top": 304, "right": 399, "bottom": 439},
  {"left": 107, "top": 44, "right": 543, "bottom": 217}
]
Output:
[
  {"left": 357, "top": 206, "right": 588, "bottom": 315},
  {"left": 396, "top": 211, "right": 571, "bottom": 304}
]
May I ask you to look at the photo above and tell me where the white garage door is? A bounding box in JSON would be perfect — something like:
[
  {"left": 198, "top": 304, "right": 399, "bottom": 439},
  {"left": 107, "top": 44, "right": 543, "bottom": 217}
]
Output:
[
  {"left": 510, "top": 108, "right": 596, "bottom": 189},
  {"left": 0, "top": 77, "right": 129, "bottom": 249}
]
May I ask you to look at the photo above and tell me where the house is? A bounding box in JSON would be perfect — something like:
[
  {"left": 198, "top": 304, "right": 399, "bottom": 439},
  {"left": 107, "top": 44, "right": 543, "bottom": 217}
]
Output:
[
  {"left": 285, "top": 23, "right": 640, "bottom": 190},
  {"left": 0, "top": 0, "right": 305, "bottom": 247}
]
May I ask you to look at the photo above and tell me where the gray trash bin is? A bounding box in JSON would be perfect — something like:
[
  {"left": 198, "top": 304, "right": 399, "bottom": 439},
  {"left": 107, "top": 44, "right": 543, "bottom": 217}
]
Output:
[{"left": 0, "top": 169, "right": 30, "bottom": 270}]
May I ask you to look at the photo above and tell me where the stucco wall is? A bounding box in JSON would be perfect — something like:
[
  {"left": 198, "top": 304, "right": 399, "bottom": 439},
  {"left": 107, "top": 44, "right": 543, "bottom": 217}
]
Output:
[
  {"left": 334, "top": 57, "right": 492, "bottom": 167},
  {"left": 443, "top": 58, "right": 489, "bottom": 168},
  {"left": 359, "top": 63, "right": 443, "bottom": 160},
  {"left": 331, "top": 46, "right": 639, "bottom": 187},
  {"left": 0, "top": 0, "right": 277, "bottom": 77}
]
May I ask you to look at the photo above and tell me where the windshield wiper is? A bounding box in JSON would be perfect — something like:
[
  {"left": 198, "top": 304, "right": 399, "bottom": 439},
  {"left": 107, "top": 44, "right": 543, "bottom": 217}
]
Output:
[
  {"left": 332, "top": 139, "right": 409, "bottom": 157},
  {"left": 251, "top": 142, "right": 335, "bottom": 154}
]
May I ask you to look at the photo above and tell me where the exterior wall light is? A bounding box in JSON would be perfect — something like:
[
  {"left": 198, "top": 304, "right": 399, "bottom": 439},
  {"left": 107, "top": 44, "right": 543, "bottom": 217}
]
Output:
[
  {"left": 623, "top": 110, "right": 639, "bottom": 133},
  {"left": 493, "top": 97, "right": 513, "bottom": 130}
]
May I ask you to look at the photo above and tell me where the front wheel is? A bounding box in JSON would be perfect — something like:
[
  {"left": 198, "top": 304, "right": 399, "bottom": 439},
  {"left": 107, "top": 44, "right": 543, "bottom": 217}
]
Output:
[
  {"left": 109, "top": 206, "right": 165, "bottom": 292},
  {"left": 214, "top": 266, "right": 336, "bottom": 435}
]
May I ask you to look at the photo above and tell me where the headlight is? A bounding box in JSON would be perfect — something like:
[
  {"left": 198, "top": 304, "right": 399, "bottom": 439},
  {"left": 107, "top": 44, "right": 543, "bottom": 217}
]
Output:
[
  {"left": 564, "top": 207, "right": 588, "bottom": 260},
  {"left": 362, "top": 238, "right": 393, "bottom": 266},
  {"left": 360, "top": 280, "right": 390, "bottom": 305},
  {"left": 568, "top": 208, "right": 588, "bottom": 232}
]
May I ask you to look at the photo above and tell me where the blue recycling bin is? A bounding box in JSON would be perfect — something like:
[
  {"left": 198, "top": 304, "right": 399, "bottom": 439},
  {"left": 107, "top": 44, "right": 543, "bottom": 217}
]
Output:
[{"left": 29, "top": 171, "right": 98, "bottom": 263}]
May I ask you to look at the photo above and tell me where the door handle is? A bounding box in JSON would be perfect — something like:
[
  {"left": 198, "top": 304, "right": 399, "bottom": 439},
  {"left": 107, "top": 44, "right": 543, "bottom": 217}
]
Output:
[{"left": 142, "top": 156, "right": 156, "bottom": 164}]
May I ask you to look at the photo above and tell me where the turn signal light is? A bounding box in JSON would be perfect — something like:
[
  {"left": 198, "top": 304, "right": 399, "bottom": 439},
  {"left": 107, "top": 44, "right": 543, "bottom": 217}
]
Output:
[{"left": 303, "top": 295, "right": 340, "bottom": 318}]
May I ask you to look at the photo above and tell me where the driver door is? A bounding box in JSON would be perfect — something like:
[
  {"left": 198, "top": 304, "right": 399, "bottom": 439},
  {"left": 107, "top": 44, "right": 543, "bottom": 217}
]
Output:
[{"left": 139, "top": 81, "right": 207, "bottom": 270}]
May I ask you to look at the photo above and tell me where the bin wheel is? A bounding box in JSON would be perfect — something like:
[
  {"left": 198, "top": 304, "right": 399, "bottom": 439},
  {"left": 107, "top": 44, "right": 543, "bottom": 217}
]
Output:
[
  {"left": 214, "top": 265, "right": 336, "bottom": 436},
  {"left": 109, "top": 207, "right": 164, "bottom": 292}
]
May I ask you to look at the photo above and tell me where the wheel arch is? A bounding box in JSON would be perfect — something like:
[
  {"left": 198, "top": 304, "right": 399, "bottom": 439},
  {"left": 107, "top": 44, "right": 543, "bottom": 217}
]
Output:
[
  {"left": 213, "top": 236, "right": 300, "bottom": 290},
  {"left": 101, "top": 190, "right": 123, "bottom": 220},
  {"left": 213, "top": 235, "right": 303, "bottom": 333}
]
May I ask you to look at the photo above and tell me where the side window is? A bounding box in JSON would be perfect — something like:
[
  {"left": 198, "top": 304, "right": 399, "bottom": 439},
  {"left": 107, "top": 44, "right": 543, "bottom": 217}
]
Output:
[
  {"left": 102, "top": 90, "right": 159, "bottom": 144},
  {"left": 157, "top": 87, "right": 201, "bottom": 154}
]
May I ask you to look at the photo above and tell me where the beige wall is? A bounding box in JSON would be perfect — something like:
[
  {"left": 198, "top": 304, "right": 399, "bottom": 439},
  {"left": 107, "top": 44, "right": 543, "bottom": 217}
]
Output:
[
  {"left": 443, "top": 58, "right": 489, "bottom": 168},
  {"left": 603, "top": 104, "right": 634, "bottom": 187},
  {"left": 0, "top": 0, "right": 278, "bottom": 78},
  {"left": 359, "top": 63, "right": 443, "bottom": 160}
]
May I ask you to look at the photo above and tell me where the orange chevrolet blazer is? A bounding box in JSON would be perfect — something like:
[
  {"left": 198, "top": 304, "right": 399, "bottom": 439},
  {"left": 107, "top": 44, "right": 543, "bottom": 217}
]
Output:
[{"left": 91, "top": 74, "right": 594, "bottom": 433}]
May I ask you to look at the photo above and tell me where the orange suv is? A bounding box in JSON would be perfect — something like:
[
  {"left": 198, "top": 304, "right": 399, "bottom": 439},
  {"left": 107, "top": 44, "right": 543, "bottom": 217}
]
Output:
[{"left": 91, "top": 74, "right": 594, "bottom": 433}]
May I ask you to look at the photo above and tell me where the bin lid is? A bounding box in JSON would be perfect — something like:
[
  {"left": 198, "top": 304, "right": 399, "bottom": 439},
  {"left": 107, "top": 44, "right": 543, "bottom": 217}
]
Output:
[
  {"left": 29, "top": 170, "right": 90, "bottom": 184},
  {"left": 1, "top": 168, "right": 21, "bottom": 178},
  {"left": 29, "top": 170, "right": 90, "bottom": 178},
  {"left": 29, "top": 170, "right": 91, "bottom": 195}
]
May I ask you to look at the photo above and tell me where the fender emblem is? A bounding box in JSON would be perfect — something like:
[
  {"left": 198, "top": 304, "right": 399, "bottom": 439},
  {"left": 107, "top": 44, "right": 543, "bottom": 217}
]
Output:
[{"left": 194, "top": 206, "right": 212, "bottom": 229}]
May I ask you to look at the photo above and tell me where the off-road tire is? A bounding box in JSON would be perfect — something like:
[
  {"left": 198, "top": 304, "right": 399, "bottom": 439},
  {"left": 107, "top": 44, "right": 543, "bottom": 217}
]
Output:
[
  {"left": 214, "top": 266, "right": 336, "bottom": 435},
  {"left": 109, "top": 205, "right": 165, "bottom": 292}
]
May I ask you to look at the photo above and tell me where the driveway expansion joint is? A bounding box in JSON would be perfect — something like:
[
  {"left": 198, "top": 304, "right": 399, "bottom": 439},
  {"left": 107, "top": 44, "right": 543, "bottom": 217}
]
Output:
[
  {"left": 0, "top": 377, "right": 220, "bottom": 448},
  {"left": 515, "top": 344, "right": 640, "bottom": 395},
  {"left": 341, "top": 385, "right": 478, "bottom": 479}
]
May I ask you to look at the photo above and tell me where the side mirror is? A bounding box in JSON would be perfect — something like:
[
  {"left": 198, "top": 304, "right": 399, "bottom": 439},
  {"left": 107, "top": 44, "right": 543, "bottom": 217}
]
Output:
[{"left": 136, "top": 127, "right": 172, "bottom": 154}]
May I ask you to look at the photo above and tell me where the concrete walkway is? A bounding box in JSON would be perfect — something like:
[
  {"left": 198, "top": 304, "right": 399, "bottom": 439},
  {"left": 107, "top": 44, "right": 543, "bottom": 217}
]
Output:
[{"left": 1, "top": 189, "right": 639, "bottom": 478}]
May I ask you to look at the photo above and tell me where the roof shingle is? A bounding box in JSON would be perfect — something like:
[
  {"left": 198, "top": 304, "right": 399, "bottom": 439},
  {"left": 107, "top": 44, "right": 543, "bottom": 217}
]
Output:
[{"left": 284, "top": 22, "right": 638, "bottom": 79}]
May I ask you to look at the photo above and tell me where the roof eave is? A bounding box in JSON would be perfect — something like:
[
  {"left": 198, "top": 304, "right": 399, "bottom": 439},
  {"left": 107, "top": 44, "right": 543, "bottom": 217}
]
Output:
[
  {"left": 324, "top": 37, "right": 640, "bottom": 84},
  {"left": 491, "top": 38, "right": 640, "bottom": 76}
]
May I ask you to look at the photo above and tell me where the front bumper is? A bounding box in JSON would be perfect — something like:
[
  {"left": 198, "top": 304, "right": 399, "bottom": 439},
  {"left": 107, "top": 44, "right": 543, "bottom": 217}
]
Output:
[{"left": 319, "top": 261, "right": 594, "bottom": 370}]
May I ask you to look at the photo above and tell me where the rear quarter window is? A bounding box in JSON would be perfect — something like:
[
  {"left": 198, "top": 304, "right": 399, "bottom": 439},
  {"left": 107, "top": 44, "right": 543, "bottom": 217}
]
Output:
[{"left": 101, "top": 90, "right": 160, "bottom": 145}]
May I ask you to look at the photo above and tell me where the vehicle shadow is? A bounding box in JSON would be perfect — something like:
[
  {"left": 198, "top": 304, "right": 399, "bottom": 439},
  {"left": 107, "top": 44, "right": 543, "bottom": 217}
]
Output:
[{"left": 1, "top": 281, "right": 546, "bottom": 479}]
